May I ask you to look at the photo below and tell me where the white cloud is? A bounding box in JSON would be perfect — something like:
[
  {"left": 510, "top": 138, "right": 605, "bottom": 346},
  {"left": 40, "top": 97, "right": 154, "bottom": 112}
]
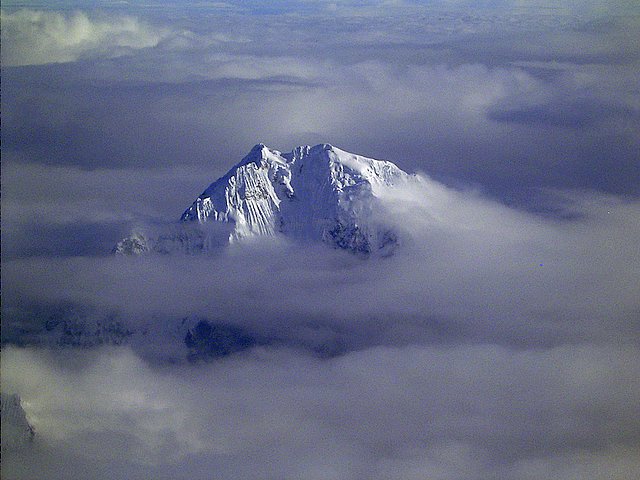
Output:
[
  {"left": 1, "top": 9, "right": 169, "bottom": 66},
  {"left": 2, "top": 343, "right": 639, "bottom": 479}
]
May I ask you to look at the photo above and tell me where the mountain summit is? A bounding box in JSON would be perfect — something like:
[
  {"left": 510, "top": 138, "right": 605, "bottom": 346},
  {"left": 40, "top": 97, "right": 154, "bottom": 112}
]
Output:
[{"left": 115, "top": 144, "right": 413, "bottom": 256}]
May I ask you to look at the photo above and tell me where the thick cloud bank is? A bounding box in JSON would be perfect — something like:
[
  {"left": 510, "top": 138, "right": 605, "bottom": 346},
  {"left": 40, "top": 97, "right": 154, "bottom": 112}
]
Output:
[
  {"left": 3, "top": 175, "right": 639, "bottom": 479},
  {"left": 2, "top": 2, "right": 639, "bottom": 479},
  {"left": 2, "top": 343, "right": 639, "bottom": 480}
]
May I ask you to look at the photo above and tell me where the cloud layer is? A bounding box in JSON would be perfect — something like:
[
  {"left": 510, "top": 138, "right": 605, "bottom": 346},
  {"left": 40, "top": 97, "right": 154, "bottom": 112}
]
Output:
[
  {"left": 3, "top": 341, "right": 639, "bottom": 480},
  {"left": 2, "top": 3, "right": 639, "bottom": 479},
  {"left": 2, "top": 8, "right": 638, "bottom": 202},
  {"left": 3, "top": 176, "right": 639, "bottom": 348}
]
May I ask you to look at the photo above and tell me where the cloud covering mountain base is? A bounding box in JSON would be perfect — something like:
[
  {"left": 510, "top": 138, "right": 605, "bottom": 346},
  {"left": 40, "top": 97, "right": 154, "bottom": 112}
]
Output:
[
  {"left": 3, "top": 177, "right": 639, "bottom": 479},
  {"left": 2, "top": 342, "right": 639, "bottom": 480},
  {"left": 2, "top": 2, "right": 639, "bottom": 479}
]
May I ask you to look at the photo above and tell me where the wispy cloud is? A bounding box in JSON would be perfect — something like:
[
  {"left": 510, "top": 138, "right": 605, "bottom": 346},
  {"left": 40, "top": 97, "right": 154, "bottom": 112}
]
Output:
[
  {"left": 1, "top": 9, "right": 169, "bottom": 66},
  {"left": 3, "top": 9, "right": 638, "bottom": 197}
]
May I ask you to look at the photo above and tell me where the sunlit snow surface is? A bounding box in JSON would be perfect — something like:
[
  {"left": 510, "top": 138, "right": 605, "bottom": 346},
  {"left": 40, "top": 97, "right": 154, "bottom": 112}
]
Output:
[{"left": 119, "top": 143, "right": 409, "bottom": 255}]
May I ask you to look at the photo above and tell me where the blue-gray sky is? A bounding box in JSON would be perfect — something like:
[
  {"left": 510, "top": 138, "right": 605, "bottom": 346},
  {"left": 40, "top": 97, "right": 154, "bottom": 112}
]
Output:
[{"left": 1, "top": 2, "right": 639, "bottom": 479}]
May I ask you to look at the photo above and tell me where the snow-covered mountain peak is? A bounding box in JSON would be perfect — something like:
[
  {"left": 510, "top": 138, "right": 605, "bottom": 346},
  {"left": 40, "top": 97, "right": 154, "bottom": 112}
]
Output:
[
  {"left": 120, "top": 144, "right": 413, "bottom": 256},
  {"left": 237, "top": 143, "right": 285, "bottom": 168}
]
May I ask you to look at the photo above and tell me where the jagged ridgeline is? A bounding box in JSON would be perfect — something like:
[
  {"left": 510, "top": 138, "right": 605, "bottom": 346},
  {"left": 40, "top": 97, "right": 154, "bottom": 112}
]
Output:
[
  {"left": 115, "top": 144, "right": 412, "bottom": 256},
  {"left": 1, "top": 393, "right": 36, "bottom": 448}
]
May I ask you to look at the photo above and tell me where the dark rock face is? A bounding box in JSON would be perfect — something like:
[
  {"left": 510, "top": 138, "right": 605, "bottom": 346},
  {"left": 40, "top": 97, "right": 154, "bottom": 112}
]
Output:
[
  {"left": 324, "top": 222, "right": 399, "bottom": 256},
  {"left": 44, "top": 306, "right": 133, "bottom": 347},
  {"left": 112, "top": 231, "right": 150, "bottom": 255},
  {"left": 325, "top": 222, "right": 372, "bottom": 256},
  {"left": 184, "top": 320, "right": 257, "bottom": 361}
]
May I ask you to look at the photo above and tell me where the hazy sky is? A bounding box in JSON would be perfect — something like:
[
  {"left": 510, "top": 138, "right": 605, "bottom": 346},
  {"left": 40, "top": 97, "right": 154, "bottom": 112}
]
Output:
[{"left": 1, "top": 1, "right": 639, "bottom": 479}]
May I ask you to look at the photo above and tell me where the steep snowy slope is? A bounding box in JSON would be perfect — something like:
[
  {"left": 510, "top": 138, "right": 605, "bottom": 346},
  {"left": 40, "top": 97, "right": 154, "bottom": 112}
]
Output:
[{"left": 116, "top": 143, "right": 412, "bottom": 255}]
